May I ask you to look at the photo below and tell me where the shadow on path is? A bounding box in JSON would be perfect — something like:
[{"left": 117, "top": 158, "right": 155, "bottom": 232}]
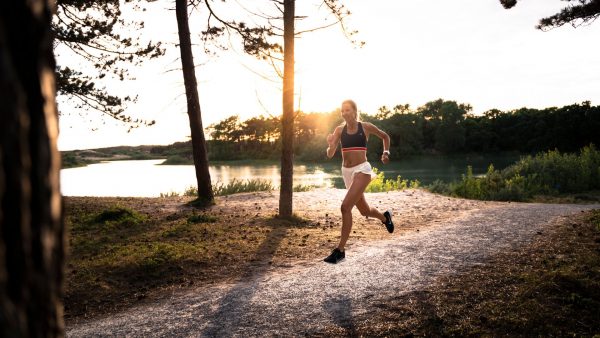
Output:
[
  {"left": 201, "top": 225, "right": 289, "bottom": 337},
  {"left": 324, "top": 294, "right": 356, "bottom": 336}
]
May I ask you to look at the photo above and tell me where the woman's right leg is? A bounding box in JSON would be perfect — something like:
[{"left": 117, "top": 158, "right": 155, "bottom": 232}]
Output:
[{"left": 338, "top": 173, "right": 373, "bottom": 251}]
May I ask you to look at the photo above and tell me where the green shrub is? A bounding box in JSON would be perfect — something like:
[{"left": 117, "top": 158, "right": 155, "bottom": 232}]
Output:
[
  {"left": 502, "top": 144, "right": 600, "bottom": 195},
  {"left": 427, "top": 144, "right": 600, "bottom": 201},
  {"left": 365, "top": 168, "right": 420, "bottom": 193},
  {"left": 453, "top": 166, "right": 483, "bottom": 199},
  {"left": 427, "top": 179, "right": 452, "bottom": 194}
]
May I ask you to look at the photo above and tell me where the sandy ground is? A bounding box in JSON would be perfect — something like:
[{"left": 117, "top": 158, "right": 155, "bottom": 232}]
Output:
[
  {"left": 147, "top": 188, "right": 500, "bottom": 236},
  {"left": 65, "top": 189, "right": 599, "bottom": 337}
]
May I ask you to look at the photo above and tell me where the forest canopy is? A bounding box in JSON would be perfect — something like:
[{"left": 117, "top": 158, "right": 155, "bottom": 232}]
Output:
[{"left": 149, "top": 100, "right": 600, "bottom": 162}]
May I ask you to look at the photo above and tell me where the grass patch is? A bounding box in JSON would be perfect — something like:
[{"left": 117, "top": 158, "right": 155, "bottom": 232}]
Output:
[
  {"left": 71, "top": 206, "right": 147, "bottom": 233},
  {"left": 179, "top": 181, "right": 314, "bottom": 197},
  {"left": 183, "top": 179, "right": 274, "bottom": 197},
  {"left": 139, "top": 243, "right": 178, "bottom": 272},
  {"left": 590, "top": 209, "right": 600, "bottom": 230},
  {"left": 92, "top": 206, "right": 146, "bottom": 225},
  {"left": 293, "top": 184, "right": 316, "bottom": 192},
  {"left": 187, "top": 196, "right": 216, "bottom": 208},
  {"left": 159, "top": 191, "right": 180, "bottom": 198},
  {"left": 183, "top": 185, "right": 198, "bottom": 197},
  {"left": 214, "top": 179, "right": 274, "bottom": 196},
  {"left": 161, "top": 223, "right": 190, "bottom": 238},
  {"left": 187, "top": 214, "right": 218, "bottom": 224}
]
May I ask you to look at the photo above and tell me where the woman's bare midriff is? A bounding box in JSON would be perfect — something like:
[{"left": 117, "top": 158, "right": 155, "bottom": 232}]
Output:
[{"left": 342, "top": 151, "right": 368, "bottom": 168}]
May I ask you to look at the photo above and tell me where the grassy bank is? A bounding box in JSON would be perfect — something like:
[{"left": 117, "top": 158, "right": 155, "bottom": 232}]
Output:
[{"left": 425, "top": 144, "right": 600, "bottom": 201}]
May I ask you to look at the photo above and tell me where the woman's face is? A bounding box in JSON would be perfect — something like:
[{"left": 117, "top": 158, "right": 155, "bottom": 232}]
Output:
[{"left": 341, "top": 102, "right": 355, "bottom": 120}]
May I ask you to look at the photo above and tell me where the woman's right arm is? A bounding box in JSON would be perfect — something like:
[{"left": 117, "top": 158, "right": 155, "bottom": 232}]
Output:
[{"left": 326, "top": 126, "right": 342, "bottom": 159}]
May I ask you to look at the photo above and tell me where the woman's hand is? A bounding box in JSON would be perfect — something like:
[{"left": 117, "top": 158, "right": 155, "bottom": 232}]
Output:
[
  {"left": 363, "top": 122, "right": 391, "bottom": 164},
  {"left": 381, "top": 153, "right": 390, "bottom": 164},
  {"left": 326, "top": 133, "right": 335, "bottom": 147},
  {"left": 325, "top": 128, "right": 341, "bottom": 159}
]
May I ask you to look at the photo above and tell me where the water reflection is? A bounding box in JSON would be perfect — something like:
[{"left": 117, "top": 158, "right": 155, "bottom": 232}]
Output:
[
  {"left": 60, "top": 153, "right": 521, "bottom": 197},
  {"left": 60, "top": 160, "right": 338, "bottom": 197}
]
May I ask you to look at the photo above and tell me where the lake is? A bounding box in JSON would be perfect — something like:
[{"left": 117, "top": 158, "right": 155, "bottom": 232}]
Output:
[
  {"left": 61, "top": 154, "right": 519, "bottom": 197},
  {"left": 60, "top": 154, "right": 521, "bottom": 197}
]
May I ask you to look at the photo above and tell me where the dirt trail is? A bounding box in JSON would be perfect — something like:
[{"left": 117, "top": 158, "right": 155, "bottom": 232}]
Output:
[{"left": 66, "top": 191, "right": 599, "bottom": 337}]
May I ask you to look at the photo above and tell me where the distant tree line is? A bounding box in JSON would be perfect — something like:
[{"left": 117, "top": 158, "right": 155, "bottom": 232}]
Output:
[
  {"left": 150, "top": 100, "right": 600, "bottom": 163},
  {"left": 364, "top": 99, "right": 600, "bottom": 159}
]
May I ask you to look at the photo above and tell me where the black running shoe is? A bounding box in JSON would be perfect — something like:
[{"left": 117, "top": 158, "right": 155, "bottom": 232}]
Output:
[
  {"left": 383, "top": 210, "right": 394, "bottom": 233},
  {"left": 323, "top": 248, "right": 345, "bottom": 264}
]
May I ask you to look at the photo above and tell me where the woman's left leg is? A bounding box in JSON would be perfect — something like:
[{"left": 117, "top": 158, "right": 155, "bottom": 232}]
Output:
[
  {"left": 355, "top": 195, "right": 386, "bottom": 222},
  {"left": 337, "top": 173, "right": 373, "bottom": 251}
]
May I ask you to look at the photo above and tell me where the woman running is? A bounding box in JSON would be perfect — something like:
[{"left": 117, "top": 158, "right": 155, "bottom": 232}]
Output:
[{"left": 324, "top": 99, "right": 394, "bottom": 264}]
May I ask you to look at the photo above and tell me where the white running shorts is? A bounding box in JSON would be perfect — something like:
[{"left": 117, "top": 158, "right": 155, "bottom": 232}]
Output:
[{"left": 341, "top": 161, "right": 377, "bottom": 189}]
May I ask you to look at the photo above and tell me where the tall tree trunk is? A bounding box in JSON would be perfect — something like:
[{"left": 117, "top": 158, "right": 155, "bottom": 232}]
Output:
[
  {"left": 279, "top": 0, "right": 295, "bottom": 218},
  {"left": 175, "top": 0, "right": 214, "bottom": 206},
  {"left": 0, "top": 0, "right": 65, "bottom": 336}
]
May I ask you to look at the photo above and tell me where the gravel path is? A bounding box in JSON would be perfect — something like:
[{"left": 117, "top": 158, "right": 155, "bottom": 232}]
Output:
[{"left": 66, "top": 200, "right": 599, "bottom": 337}]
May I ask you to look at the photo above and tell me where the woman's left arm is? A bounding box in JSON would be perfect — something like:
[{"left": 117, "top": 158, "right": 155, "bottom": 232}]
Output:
[{"left": 363, "top": 122, "right": 391, "bottom": 164}]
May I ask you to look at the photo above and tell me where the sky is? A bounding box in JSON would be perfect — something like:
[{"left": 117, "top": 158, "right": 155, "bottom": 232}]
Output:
[{"left": 56, "top": 0, "right": 600, "bottom": 151}]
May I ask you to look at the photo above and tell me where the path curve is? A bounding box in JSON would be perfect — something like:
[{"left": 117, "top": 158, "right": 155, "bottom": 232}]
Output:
[{"left": 67, "top": 200, "right": 599, "bottom": 337}]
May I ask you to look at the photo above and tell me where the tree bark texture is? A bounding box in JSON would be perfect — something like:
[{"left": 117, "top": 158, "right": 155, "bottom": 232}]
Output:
[
  {"left": 0, "top": 0, "right": 65, "bottom": 336},
  {"left": 175, "top": 0, "right": 214, "bottom": 205},
  {"left": 279, "top": 0, "right": 295, "bottom": 218}
]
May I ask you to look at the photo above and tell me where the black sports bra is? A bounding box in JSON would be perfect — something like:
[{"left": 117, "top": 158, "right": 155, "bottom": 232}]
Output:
[{"left": 340, "top": 122, "right": 367, "bottom": 152}]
